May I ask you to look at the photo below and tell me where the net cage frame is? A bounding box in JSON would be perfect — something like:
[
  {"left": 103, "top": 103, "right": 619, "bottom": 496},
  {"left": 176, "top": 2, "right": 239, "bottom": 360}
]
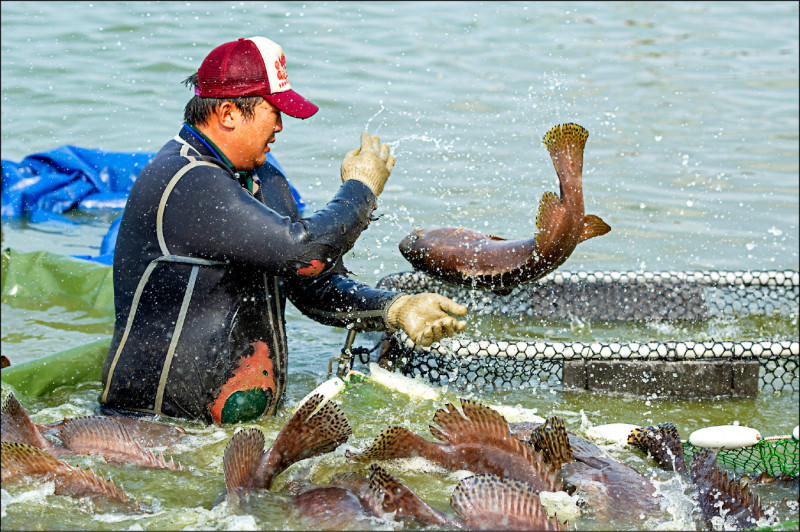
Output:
[{"left": 375, "top": 269, "right": 799, "bottom": 395}]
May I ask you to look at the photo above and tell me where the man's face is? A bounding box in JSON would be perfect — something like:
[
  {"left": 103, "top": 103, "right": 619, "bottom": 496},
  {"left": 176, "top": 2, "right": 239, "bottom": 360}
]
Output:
[{"left": 230, "top": 99, "right": 283, "bottom": 171}]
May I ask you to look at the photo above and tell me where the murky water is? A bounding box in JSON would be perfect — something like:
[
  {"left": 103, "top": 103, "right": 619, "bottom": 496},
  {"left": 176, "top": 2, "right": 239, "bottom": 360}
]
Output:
[{"left": 1, "top": 1, "right": 798, "bottom": 530}]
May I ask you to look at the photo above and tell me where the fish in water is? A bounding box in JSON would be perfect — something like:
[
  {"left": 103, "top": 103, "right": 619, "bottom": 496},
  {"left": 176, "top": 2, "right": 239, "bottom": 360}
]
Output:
[
  {"left": 223, "top": 393, "right": 352, "bottom": 495},
  {"left": 691, "top": 448, "right": 765, "bottom": 530},
  {"left": 399, "top": 123, "right": 610, "bottom": 295},
  {"left": 1, "top": 392, "right": 181, "bottom": 470},
  {"left": 629, "top": 423, "right": 766, "bottom": 530},
  {"left": 2, "top": 441, "right": 138, "bottom": 510},
  {"left": 521, "top": 416, "right": 667, "bottom": 528},
  {"left": 347, "top": 399, "right": 561, "bottom": 493},
  {"left": 289, "top": 463, "right": 565, "bottom": 530}
]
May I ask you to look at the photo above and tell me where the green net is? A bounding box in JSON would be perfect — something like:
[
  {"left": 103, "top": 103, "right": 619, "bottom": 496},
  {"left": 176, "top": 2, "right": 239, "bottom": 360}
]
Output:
[{"left": 683, "top": 437, "right": 799, "bottom": 478}]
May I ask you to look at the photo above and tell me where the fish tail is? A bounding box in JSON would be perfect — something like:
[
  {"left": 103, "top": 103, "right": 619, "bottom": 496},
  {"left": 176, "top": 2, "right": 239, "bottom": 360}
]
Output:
[
  {"left": 691, "top": 448, "right": 764, "bottom": 529},
  {"left": 59, "top": 416, "right": 181, "bottom": 470},
  {"left": 542, "top": 123, "right": 588, "bottom": 183},
  {"left": 450, "top": 474, "right": 566, "bottom": 531},
  {"left": 258, "top": 394, "right": 351, "bottom": 486},
  {"left": 223, "top": 428, "right": 267, "bottom": 493},
  {"left": 346, "top": 426, "right": 433, "bottom": 462},
  {"left": 368, "top": 463, "right": 456, "bottom": 527},
  {"left": 1, "top": 442, "right": 137, "bottom": 509},
  {"left": 529, "top": 416, "right": 573, "bottom": 471},
  {"left": 627, "top": 422, "right": 686, "bottom": 472},
  {"left": 1, "top": 392, "right": 60, "bottom": 453}
]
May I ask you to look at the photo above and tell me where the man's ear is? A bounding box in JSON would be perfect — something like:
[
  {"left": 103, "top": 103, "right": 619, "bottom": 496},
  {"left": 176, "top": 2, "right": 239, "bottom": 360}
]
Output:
[{"left": 215, "top": 101, "right": 239, "bottom": 129}]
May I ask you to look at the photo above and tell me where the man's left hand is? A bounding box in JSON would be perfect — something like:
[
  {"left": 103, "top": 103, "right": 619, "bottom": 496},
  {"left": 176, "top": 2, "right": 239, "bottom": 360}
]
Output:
[{"left": 387, "top": 293, "right": 467, "bottom": 347}]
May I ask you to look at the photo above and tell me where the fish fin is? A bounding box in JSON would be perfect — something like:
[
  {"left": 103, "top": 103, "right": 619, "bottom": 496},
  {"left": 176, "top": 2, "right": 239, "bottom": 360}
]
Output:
[
  {"left": 346, "top": 426, "right": 431, "bottom": 462},
  {"left": 528, "top": 416, "right": 574, "bottom": 471},
  {"left": 450, "top": 474, "right": 566, "bottom": 531},
  {"left": 627, "top": 422, "right": 686, "bottom": 472},
  {"left": 369, "top": 463, "right": 455, "bottom": 526},
  {"left": 1, "top": 392, "right": 63, "bottom": 454},
  {"left": 535, "top": 191, "right": 563, "bottom": 241},
  {"left": 1, "top": 442, "right": 137, "bottom": 509},
  {"left": 691, "top": 449, "right": 764, "bottom": 528},
  {"left": 579, "top": 214, "right": 611, "bottom": 242},
  {"left": 223, "top": 428, "right": 267, "bottom": 493},
  {"left": 541, "top": 123, "right": 589, "bottom": 179},
  {"left": 432, "top": 399, "right": 516, "bottom": 452},
  {"left": 59, "top": 416, "right": 180, "bottom": 471},
  {"left": 258, "top": 394, "right": 351, "bottom": 487}
]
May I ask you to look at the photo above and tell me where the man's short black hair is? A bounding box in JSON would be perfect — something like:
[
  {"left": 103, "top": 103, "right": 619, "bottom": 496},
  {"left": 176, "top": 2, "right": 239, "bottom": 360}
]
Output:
[{"left": 182, "top": 72, "right": 262, "bottom": 125}]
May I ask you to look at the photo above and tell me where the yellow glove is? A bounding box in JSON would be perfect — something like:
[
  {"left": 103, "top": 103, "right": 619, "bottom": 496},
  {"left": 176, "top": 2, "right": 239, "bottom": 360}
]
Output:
[
  {"left": 387, "top": 293, "right": 468, "bottom": 347},
  {"left": 341, "top": 132, "right": 395, "bottom": 196}
]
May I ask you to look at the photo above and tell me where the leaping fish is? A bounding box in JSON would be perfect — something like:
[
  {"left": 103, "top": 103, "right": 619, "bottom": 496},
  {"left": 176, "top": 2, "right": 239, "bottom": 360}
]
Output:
[
  {"left": 399, "top": 123, "right": 610, "bottom": 295},
  {"left": 346, "top": 398, "right": 561, "bottom": 493},
  {"left": 1, "top": 392, "right": 181, "bottom": 470}
]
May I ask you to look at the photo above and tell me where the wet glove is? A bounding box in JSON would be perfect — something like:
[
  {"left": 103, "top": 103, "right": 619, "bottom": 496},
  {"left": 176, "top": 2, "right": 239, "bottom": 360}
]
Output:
[
  {"left": 387, "top": 293, "right": 468, "bottom": 347},
  {"left": 341, "top": 132, "right": 395, "bottom": 196}
]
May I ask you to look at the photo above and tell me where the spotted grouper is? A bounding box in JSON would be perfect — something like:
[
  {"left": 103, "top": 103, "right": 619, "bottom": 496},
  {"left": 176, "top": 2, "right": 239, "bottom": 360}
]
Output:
[{"left": 399, "top": 123, "right": 610, "bottom": 295}]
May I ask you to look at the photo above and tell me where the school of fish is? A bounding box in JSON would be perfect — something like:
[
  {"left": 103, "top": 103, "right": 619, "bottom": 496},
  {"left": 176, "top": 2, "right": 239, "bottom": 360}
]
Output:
[{"left": 1, "top": 389, "right": 775, "bottom": 530}]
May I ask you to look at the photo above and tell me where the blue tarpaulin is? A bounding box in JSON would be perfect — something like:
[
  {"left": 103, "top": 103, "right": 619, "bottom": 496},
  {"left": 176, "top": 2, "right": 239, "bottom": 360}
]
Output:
[{"left": 2, "top": 145, "right": 303, "bottom": 264}]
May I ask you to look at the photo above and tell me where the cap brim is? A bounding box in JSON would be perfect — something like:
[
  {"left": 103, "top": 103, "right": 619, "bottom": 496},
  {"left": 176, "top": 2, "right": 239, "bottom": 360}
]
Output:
[{"left": 264, "top": 89, "right": 319, "bottom": 119}]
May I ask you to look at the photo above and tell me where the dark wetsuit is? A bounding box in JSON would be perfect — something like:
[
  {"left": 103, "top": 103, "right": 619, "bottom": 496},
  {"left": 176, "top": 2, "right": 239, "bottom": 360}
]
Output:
[{"left": 99, "top": 125, "right": 402, "bottom": 424}]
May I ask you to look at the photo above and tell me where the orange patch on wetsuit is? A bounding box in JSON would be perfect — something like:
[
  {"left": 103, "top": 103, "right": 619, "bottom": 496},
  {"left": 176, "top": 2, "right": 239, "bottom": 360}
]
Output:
[
  {"left": 208, "top": 341, "right": 276, "bottom": 424},
  {"left": 297, "top": 259, "right": 325, "bottom": 277}
]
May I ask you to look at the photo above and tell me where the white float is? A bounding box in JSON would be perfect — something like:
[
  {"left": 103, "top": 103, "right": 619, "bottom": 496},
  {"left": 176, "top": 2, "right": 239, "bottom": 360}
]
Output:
[
  {"left": 293, "top": 376, "right": 346, "bottom": 412},
  {"left": 688, "top": 425, "right": 761, "bottom": 449},
  {"left": 586, "top": 423, "right": 641, "bottom": 446},
  {"left": 793, "top": 425, "right": 799, "bottom": 441},
  {"left": 368, "top": 362, "right": 441, "bottom": 400}
]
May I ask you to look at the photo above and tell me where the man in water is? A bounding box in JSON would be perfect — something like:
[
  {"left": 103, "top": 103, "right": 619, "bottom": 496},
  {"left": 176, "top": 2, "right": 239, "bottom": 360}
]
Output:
[{"left": 99, "top": 36, "right": 467, "bottom": 424}]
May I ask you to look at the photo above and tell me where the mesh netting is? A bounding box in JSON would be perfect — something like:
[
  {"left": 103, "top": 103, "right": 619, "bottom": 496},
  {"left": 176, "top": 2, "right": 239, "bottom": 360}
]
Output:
[
  {"left": 376, "top": 270, "right": 799, "bottom": 395},
  {"left": 683, "top": 438, "right": 799, "bottom": 478}
]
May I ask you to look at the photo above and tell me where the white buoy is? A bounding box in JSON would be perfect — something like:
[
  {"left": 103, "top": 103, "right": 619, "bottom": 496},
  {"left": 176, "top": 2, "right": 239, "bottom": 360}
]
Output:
[
  {"left": 793, "top": 425, "right": 799, "bottom": 441},
  {"left": 586, "top": 423, "right": 641, "bottom": 446},
  {"left": 293, "top": 376, "right": 346, "bottom": 413},
  {"left": 689, "top": 425, "right": 761, "bottom": 449},
  {"left": 368, "top": 363, "right": 440, "bottom": 400}
]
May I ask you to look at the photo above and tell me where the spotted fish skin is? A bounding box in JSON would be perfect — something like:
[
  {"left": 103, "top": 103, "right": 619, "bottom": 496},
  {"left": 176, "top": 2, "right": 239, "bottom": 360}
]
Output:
[
  {"left": 399, "top": 123, "right": 610, "bottom": 295},
  {"left": 347, "top": 399, "right": 561, "bottom": 493},
  {"left": 691, "top": 448, "right": 764, "bottom": 530},
  {"left": 1, "top": 441, "right": 138, "bottom": 510},
  {"left": 627, "top": 422, "right": 686, "bottom": 472},
  {"left": 223, "top": 394, "right": 352, "bottom": 494},
  {"left": 2, "top": 392, "right": 182, "bottom": 470},
  {"left": 451, "top": 473, "right": 567, "bottom": 531}
]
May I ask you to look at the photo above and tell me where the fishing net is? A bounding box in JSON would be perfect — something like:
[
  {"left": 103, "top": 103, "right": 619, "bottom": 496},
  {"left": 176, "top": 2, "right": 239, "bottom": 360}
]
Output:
[{"left": 683, "top": 437, "right": 799, "bottom": 479}]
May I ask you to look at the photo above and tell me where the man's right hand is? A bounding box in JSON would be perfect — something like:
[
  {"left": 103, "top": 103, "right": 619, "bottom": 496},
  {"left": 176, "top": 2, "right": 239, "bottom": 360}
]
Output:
[{"left": 341, "top": 132, "right": 395, "bottom": 196}]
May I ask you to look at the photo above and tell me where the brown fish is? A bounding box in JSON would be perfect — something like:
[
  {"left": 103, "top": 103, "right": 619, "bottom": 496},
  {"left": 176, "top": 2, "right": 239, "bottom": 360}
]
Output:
[
  {"left": 222, "top": 393, "right": 352, "bottom": 495},
  {"left": 288, "top": 463, "right": 459, "bottom": 529},
  {"left": 347, "top": 399, "right": 561, "bottom": 493},
  {"left": 1, "top": 441, "right": 138, "bottom": 510},
  {"left": 691, "top": 448, "right": 764, "bottom": 530},
  {"left": 1, "top": 354, "right": 10, "bottom": 368},
  {"left": 1, "top": 392, "right": 181, "bottom": 470},
  {"left": 399, "top": 123, "right": 610, "bottom": 295},
  {"left": 524, "top": 416, "right": 666, "bottom": 527}
]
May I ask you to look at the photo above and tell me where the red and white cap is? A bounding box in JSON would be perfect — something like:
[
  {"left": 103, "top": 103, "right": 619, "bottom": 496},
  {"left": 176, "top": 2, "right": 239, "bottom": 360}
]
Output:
[{"left": 197, "top": 36, "right": 318, "bottom": 119}]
